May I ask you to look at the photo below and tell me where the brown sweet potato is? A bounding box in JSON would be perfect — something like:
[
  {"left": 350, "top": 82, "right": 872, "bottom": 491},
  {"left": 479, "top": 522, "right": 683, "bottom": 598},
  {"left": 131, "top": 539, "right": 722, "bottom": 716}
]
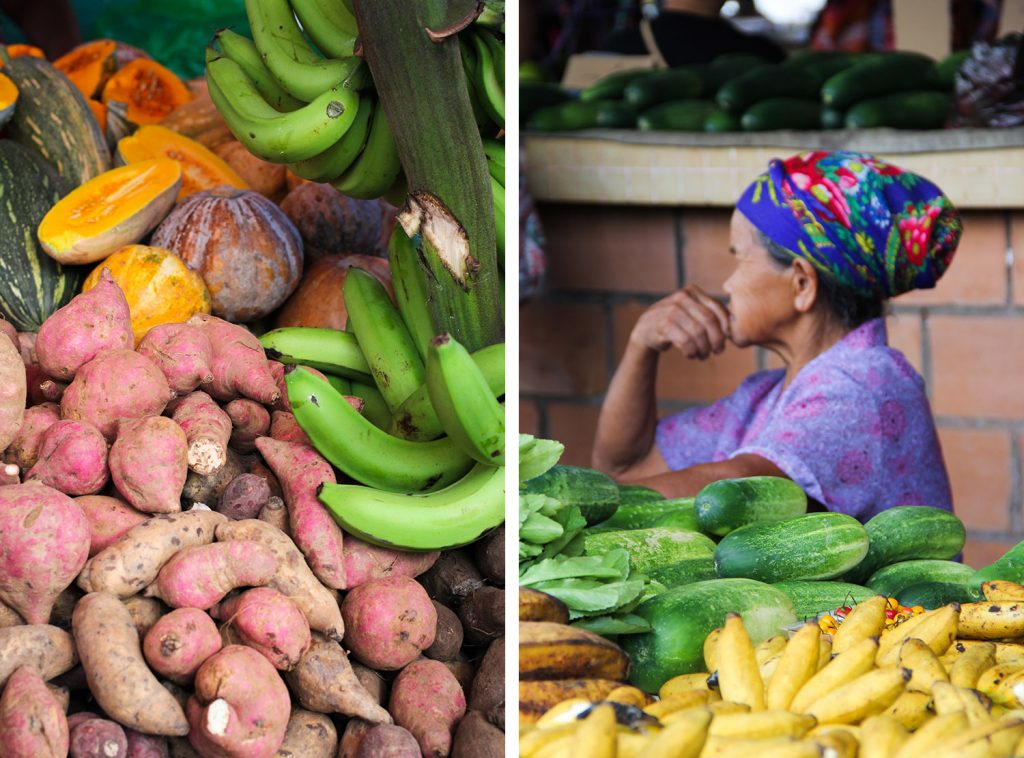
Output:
[
  {"left": 458, "top": 586, "right": 504, "bottom": 647},
  {"left": 46, "top": 684, "right": 70, "bottom": 714},
  {"left": 144, "top": 540, "right": 277, "bottom": 610},
  {"left": 225, "top": 398, "right": 270, "bottom": 453},
  {"left": 123, "top": 596, "right": 168, "bottom": 639},
  {"left": 442, "top": 655, "right": 477, "bottom": 699},
  {"left": 341, "top": 577, "right": 436, "bottom": 671},
  {"left": 0, "top": 599, "right": 23, "bottom": 628},
  {"left": 419, "top": 550, "right": 484, "bottom": 609},
  {"left": 76, "top": 495, "right": 149, "bottom": 556},
  {"left": 258, "top": 497, "right": 289, "bottom": 534},
  {"left": 275, "top": 708, "right": 336, "bottom": 758},
  {"left": 70, "top": 718, "right": 128, "bottom": 758},
  {"left": 72, "top": 592, "right": 190, "bottom": 736},
  {"left": 213, "top": 588, "right": 310, "bottom": 671},
  {"left": 217, "top": 473, "right": 271, "bottom": 520},
  {"left": 469, "top": 637, "right": 504, "bottom": 731},
  {"left": 389, "top": 659, "right": 466, "bottom": 758},
  {"left": 424, "top": 601, "right": 464, "bottom": 662},
  {"left": 343, "top": 537, "right": 439, "bottom": 589},
  {"left": 350, "top": 662, "right": 388, "bottom": 707},
  {"left": 181, "top": 449, "right": 250, "bottom": 509},
  {"left": 283, "top": 632, "right": 391, "bottom": 724},
  {"left": 0, "top": 665, "right": 69, "bottom": 758},
  {"left": 136, "top": 322, "right": 214, "bottom": 395},
  {"left": 171, "top": 391, "right": 232, "bottom": 476},
  {"left": 0, "top": 334, "right": 29, "bottom": 455},
  {"left": 451, "top": 712, "right": 503, "bottom": 758},
  {"left": 143, "top": 608, "right": 222, "bottom": 684},
  {"left": 473, "top": 524, "right": 504, "bottom": 586},
  {"left": 109, "top": 416, "right": 188, "bottom": 514},
  {"left": 354, "top": 725, "right": 420, "bottom": 758},
  {"left": 48, "top": 584, "right": 84, "bottom": 630},
  {"left": 338, "top": 720, "right": 373, "bottom": 758},
  {"left": 25, "top": 419, "right": 109, "bottom": 496}
]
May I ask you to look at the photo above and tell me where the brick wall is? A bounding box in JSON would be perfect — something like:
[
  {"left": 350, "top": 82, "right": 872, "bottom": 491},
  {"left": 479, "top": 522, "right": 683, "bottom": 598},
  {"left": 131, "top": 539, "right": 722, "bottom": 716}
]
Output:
[{"left": 520, "top": 204, "right": 1024, "bottom": 568}]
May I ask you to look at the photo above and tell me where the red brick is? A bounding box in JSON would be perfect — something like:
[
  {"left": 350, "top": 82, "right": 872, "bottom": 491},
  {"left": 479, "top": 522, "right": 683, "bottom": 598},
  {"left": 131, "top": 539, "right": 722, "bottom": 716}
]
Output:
[
  {"left": 1013, "top": 211, "right": 1024, "bottom": 306},
  {"left": 520, "top": 299, "right": 607, "bottom": 397},
  {"left": 539, "top": 204, "right": 678, "bottom": 294},
  {"left": 545, "top": 404, "right": 602, "bottom": 467},
  {"left": 611, "top": 301, "right": 758, "bottom": 404},
  {"left": 681, "top": 209, "right": 734, "bottom": 296},
  {"left": 886, "top": 312, "right": 924, "bottom": 378},
  {"left": 930, "top": 316, "right": 1024, "bottom": 419},
  {"left": 937, "top": 427, "right": 1012, "bottom": 531},
  {"left": 901, "top": 212, "right": 1008, "bottom": 306},
  {"left": 520, "top": 400, "right": 540, "bottom": 438},
  {"left": 963, "top": 538, "right": 1020, "bottom": 571}
]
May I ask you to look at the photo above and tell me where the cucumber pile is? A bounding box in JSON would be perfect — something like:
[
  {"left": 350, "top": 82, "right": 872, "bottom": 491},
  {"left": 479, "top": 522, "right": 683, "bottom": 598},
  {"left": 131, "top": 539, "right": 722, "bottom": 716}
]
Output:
[{"left": 524, "top": 47, "right": 969, "bottom": 133}]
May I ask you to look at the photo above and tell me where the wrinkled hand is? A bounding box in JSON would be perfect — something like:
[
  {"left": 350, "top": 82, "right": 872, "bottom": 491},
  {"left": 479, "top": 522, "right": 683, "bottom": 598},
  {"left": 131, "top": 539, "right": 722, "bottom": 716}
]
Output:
[{"left": 629, "top": 285, "right": 731, "bottom": 360}]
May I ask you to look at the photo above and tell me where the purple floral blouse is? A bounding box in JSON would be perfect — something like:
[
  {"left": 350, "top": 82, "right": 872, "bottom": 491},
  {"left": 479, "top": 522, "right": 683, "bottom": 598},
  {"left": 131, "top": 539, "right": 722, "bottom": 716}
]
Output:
[{"left": 655, "top": 319, "right": 953, "bottom": 521}]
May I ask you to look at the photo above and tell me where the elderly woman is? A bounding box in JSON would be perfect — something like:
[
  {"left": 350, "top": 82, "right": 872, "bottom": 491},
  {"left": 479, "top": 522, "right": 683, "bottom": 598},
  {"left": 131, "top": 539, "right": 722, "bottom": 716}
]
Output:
[{"left": 592, "top": 151, "right": 962, "bottom": 520}]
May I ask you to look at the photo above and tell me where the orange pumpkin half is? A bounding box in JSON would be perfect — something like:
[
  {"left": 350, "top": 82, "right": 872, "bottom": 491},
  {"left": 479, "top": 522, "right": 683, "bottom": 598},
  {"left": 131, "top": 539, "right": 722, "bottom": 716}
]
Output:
[
  {"left": 0, "top": 72, "right": 17, "bottom": 129},
  {"left": 53, "top": 39, "right": 118, "bottom": 99},
  {"left": 83, "top": 244, "right": 212, "bottom": 344},
  {"left": 102, "top": 58, "right": 193, "bottom": 125}
]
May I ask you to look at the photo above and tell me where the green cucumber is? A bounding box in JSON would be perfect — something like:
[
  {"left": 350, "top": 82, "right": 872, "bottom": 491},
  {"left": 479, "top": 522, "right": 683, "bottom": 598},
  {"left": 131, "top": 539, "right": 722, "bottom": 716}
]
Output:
[
  {"left": 971, "top": 541, "right": 1024, "bottom": 585},
  {"left": 896, "top": 581, "right": 978, "bottom": 610},
  {"left": 845, "top": 506, "right": 966, "bottom": 584},
  {"left": 821, "top": 52, "right": 939, "bottom": 109},
  {"left": 526, "top": 99, "right": 635, "bottom": 131},
  {"left": 821, "top": 107, "right": 845, "bottom": 129},
  {"left": 772, "top": 581, "right": 876, "bottom": 621},
  {"left": 695, "top": 476, "right": 806, "bottom": 537},
  {"left": 650, "top": 504, "right": 701, "bottom": 533},
  {"left": 741, "top": 98, "right": 822, "bottom": 131},
  {"left": 714, "top": 512, "right": 869, "bottom": 583},
  {"left": 591, "top": 497, "right": 697, "bottom": 533},
  {"left": 844, "top": 91, "right": 951, "bottom": 129},
  {"left": 621, "top": 578, "right": 796, "bottom": 692},
  {"left": 623, "top": 68, "right": 703, "bottom": 111},
  {"left": 704, "top": 108, "right": 741, "bottom": 132},
  {"left": 617, "top": 484, "right": 665, "bottom": 507},
  {"left": 715, "top": 65, "right": 821, "bottom": 114},
  {"left": 583, "top": 527, "right": 716, "bottom": 579},
  {"left": 936, "top": 49, "right": 970, "bottom": 90},
  {"left": 698, "top": 54, "right": 767, "bottom": 95},
  {"left": 580, "top": 68, "right": 657, "bottom": 102},
  {"left": 521, "top": 465, "right": 620, "bottom": 526},
  {"left": 520, "top": 82, "right": 573, "bottom": 124},
  {"left": 638, "top": 99, "right": 717, "bottom": 131},
  {"left": 865, "top": 559, "right": 976, "bottom": 598}
]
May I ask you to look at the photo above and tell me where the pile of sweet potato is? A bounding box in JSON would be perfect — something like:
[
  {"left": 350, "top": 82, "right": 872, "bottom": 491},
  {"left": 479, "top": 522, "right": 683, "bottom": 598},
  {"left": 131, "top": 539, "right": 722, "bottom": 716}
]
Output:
[{"left": 0, "top": 275, "right": 505, "bottom": 758}]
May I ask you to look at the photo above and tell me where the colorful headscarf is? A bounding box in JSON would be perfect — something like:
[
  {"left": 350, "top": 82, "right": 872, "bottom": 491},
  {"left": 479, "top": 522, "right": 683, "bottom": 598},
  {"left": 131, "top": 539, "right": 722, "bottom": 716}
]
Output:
[{"left": 736, "top": 151, "right": 963, "bottom": 300}]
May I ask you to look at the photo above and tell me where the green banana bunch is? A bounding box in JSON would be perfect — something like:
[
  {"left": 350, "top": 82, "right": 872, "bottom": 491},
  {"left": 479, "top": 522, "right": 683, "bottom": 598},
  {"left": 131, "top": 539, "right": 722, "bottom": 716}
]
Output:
[
  {"left": 347, "top": 380, "right": 392, "bottom": 431},
  {"left": 287, "top": 367, "right": 473, "bottom": 493},
  {"left": 482, "top": 138, "right": 505, "bottom": 187},
  {"left": 331, "top": 98, "right": 402, "bottom": 199},
  {"left": 214, "top": 29, "right": 304, "bottom": 112},
  {"left": 491, "top": 174, "right": 505, "bottom": 260},
  {"left": 245, "top": 0, "right": 367, "bottom": 102},
  {"left": 258, "top": 327, "right": 372, "bottom": 384},
  {"left": 466, "top": 28, "right": 504, "bottom": 128},
  {"left": 288, "top": 0, "right": 358, "bottom": 59},
  {"left": 318, "top": 462, "right": 505, "bottom": 550},
  {"left": 343, "top": 267, "right": 424, "bottom": 413},
  {"left": 459, "top": 36, "right": 492, "bottom": 129},
  {"left": 287, "top": 93, "right": 373, "bottom": 182},
  {"left": 387, "top": 225, "right": 435, "bottom": 361},
  {"left": 426, "top": 333, "right": 505, "bottom": 465},
  {"left": 390, "top": 342, "right": 505, "bottom": 441}
]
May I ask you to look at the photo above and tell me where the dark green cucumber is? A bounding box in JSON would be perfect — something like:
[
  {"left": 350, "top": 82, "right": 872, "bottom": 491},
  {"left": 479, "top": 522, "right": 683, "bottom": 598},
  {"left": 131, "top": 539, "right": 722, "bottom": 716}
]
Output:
[
  {"left": 844, "top": 91, "right": 951, "bottom": 129},
  {"left": 704, "top": 108, "right": 741, "bottom": 132},
  {"left": 821, "top": 107, "right": 845, "bottom": 129},
  {"left": 741, "top": 98, "right": 822, "bottom": 131},
  {"left": 520, "top": 82, "right": 573, "bottom": 124},
  {"left": 715, "top": 65, "right": 821, "bottom": 114},
  {"left": 521, "top": 465, "right": 620, "bottom": 525},
  {"left": 936, "top": 49, "right": 970, "bottom": 90},
  {"left": 821, "top": 52, "right": 939, "bottom": 109},
  {"left": 896, "top": 581, "right": 977, "bottom": 610},
  {"left": 772, "top": 580, "right": 875, "bottom": 621},
  {"left": 638, "top": 100, "right": 717, "bottom": 131},
  {"left": 621, "top": 578, "right": 796, "bottom": 692},
  {"left": 617, "top": 484, "right": 665, "bottom": 507},
  {"left": 714, "top": 512, "right": 869, "bottom": 583},
  {"left": 526, "top": 99, "right": 635, "bottom": 131},
  {"left": 972, "top": 541, "right": 1024, "bottom": 585},
  {"left": 592, "top": 497, "right": 697, "bottom": 533},
  {"left": 698, "top": 54, "right": 767, "bottom": 95},
  {"left": 865, "top": 559, "right": 976, "bottom": 598},
  {"left": 580, "top": 68, "right": 657, "bottom": 102},
  {"left": 623, "top": 68, "right": 703, "bottom": 111},
  {"left": 844, "top": 506, "right": 966, "bottom": 584},
  {"left": 650, "top": 505, "right": 701, "bottom": 533},
  {"left": 695, "top": 476, "right": 807, "bottom": 537}
]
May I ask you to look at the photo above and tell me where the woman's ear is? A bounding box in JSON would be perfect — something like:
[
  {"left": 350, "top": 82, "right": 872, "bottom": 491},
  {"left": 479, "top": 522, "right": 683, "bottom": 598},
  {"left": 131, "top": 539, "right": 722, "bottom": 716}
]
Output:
[{"left": 791, "top": 258, "right": 819, "bottom": 313}]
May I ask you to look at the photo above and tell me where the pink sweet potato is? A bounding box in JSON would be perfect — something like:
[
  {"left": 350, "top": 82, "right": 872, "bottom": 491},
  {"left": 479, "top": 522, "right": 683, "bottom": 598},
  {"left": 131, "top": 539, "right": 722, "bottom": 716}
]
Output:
[
  {"left": 25, "top": 419, "right": 109, "bottom": 496},
  {"left": 343, "top": 537, "right": 439, "bottom": 589},
  {"left": 214, "top": 519, "right": 343, "bottom": 640},
  {"left": 187, "top": 314, "right": 279, "bottom": 405},
  {"left": 144, "top": 540, "right": 277, "bottom": 609},
  {"left": 282, "top": 633, "right": 391, "bottom": 724},
  {"left": 143, "top": 607, "right": 223, "bottom": 684},
  {"left": 186, "top": 645, "right": 291, "bottom": 758},
  {"left": 0, "top": 332, "right": 26, "bottom": 452},
  {"left": 255, "top": 436, "right": 345, "bottom": 590},
  {"left": 136, "top": 322, "right": 214, "bottom": 395},
  {"left": 213, "top": 588, "right": 310, "bottom": 671},
  {"left": 218, "top": 474, "right": 271, "bottom": 520},
  {"left": 0, "top": 599, "right": 23, "bottom": 628},
  {"left": 125, "top": 730, "right": 170, "bottom": 758},
  {"left": 78, "top": 509, "right": 228, "bottom": 598},
  {"left": 275, "top": 708, "right": 336, "bottom": 758},
  {"left": 225, "top": 399, "right": 270, "bottom": 453},
  {"left": 35, "top": 269, "right": 133, "bottom": 381},
  {"left": 70, "top": 717, "right": 127, "bottom": 758},
  {"left": 389, "top": 659, "right": 467, "bottom": 758},
  {"left": 39, "top": 379, "right": 67, "bottom": 402},
  {"left": 354, "top": 725, "right": 420, "bottom": 758},
  {"left": 170, "top": 391, "right": 232, "bottom": 476},
  {"left": 109, "top": 416, "right": 188, "bottom": 513},
  {"left": 61, "top": 350, "right": 174, "bottom": 442},
  {"left": 0, "top": 665, "right": 69, "bottom": 758},
  {"left": 17, "top": 331, "right": 36, "bottom": 365},
  {"left": 267, "top": 361, "right": 289, "bottom": 412},
  {"left": 257, "top": 497, "right": 289, "bottom": 534},
  {"left": 123, "top": 596, "right": 168, "bottom": 639},
  {"left": 338, "top": 720, "right": 373, "bottom": 758},
  {"left": 4, "top": 402, "right": 61, "bottom": 470},
  {"left": 0, "top": 483, "right": 91, "bottom": 623},
  {"left": 76, "top": 495, "right": 150, "bottom": 557},
  {"left": 268, "top": 411, "right": 311, "bottom": 447},
  {"left": 73, "top": 592, "right": 189, "bottom": 737},
  {"left": 351, "top": 662, "right": 388, "bottom": 707},
  {"left": 0, "top": 461, "right": 19, "bottom": 486},
  {"left": 0, "top": 625, "right": 78, "bottom": 687},
  {"left": 0, "top": 317, "right": 17, "bottom": 348},
  {"left": 340, "top": 576, "right": 437, "bottom": 671}
]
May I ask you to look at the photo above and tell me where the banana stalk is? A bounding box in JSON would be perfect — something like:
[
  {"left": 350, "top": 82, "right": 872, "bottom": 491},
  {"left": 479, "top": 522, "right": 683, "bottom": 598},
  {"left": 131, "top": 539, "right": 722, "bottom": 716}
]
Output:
[{"left": 352, "top": 0, "right": 503, "bottom": 352}]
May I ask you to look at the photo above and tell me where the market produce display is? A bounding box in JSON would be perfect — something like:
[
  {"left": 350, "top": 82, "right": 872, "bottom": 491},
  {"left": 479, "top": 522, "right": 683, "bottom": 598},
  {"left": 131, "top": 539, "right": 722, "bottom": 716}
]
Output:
[
  {"left": 523, "top": 48, "right": 972, "bottom": 133},
  {"left": 519, "top": 437, "right": 1024, "bottom": 756},
  {"left": 0, "top": 0, "right": 505, "bottom": 754}
]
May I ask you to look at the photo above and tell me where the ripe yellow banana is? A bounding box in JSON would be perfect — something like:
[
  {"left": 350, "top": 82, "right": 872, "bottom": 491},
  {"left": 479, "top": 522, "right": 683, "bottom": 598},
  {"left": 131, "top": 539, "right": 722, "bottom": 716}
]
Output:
[
  {"left": 576, "top": 704, "right": 616, "bottom": 758},
  {"left": 519, "top": 680, "right": 619, "bottom": 726},
  {"left": 660, "top": 672, "right": 713, "bottom": 699},
  {"left": 791, "top": 636, "right": 878, "bottom": 713},
  {"left": 519, "top": 622, "right": 631, "bottom": 682},
  {"left": 982, "top": 580, "right": 1024, "bottom": 602},
  {"left": 996, "top": 642, "right": 1024, "bottom": 666},
  {"left": 643, "top": 689, "right": 711, "bottom": 719},
  {"left": 521, "top": 725, "right": 577, "bottom": 758},
  {"left": 617, "top": 732, "right": 651, "bottom": 758},
  {"left": 698, "top": 736, "right": 811, "bottom": 758},
  {"left": 806, "top": 666, "right": 910, "bottom": 725},
  {"left": 877, "top": 604, "right": 958, "bottom": 667},
  {"left": 808, "top": 728, "right": 859, "bottom": 758},
  {"left": 709, "top": 710, "right": 816, "bottom": 740},
  {"left": 959, "top": 601, "right": 1024, "bottom": 640},
  {"left": 899, "top": 637, "right": 950, "bottom": 694},
  {"left": 759, "top": 652, "right": 783, "bottom": 687},
  {"left": 832, "top": 594, "right": 886, "bottom": 654},
  {"left": 950, "top": 641, "right": 997, "bottom": 689},
  {"left": 755, "top": 635, "right": 789, "bottom": 665},
  {"left": 859, "top": 714, "right": 909, "bottom": 758},
  {"left": 931, "top": 680, "right": 968, "bottom": 716},
  {"left": 929, "top": 716, "right": 1024, "bottom": 758},
  {"left": 883, "top": 689, "right": 935, "bottom": 731},
  {"left": 980, "top": 667, "right": 1024, "bottom": 709},
  {"left": 957, "top": 686, "right": 995, "bottom": 725},
  {"left": 706, "top": 701, "right": 751, "bottom": 717},
  {"left": 893, "top": 711, "right": 969, "bottom": 758},
  {"left": 642, "top": 708, "right": 710, "bottom": 758},
  {"left": 717, "top": 613, "right": 766, "bottom": 711},
  {"left": 877, "top": 606, "right": 939, "bottom": 663},
  {"left": 604, "top": 686, "right": 648, "bottom": 708},
  {"left": 519, "top": 588, "right": 569, "bottom": 624},
  {"left": 704, "top": 626, "right": 722, "bottom": 672},
  {"left": 766, "top": 622, "right": 821, "bottom": 711},
  {"left": 818, "top": 635, "right": 833, "bottom": 671}
]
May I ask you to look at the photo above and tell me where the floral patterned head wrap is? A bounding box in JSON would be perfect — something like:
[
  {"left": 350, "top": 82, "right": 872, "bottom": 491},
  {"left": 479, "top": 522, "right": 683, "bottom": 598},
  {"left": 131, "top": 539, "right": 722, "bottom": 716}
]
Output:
[{"left": 736, "top": 151, "right": 962, "bottom": 300}]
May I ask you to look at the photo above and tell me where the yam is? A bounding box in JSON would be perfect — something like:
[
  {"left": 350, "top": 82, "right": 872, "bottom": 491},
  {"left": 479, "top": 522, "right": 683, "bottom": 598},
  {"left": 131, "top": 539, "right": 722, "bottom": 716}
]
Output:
[
  {"left": 274, "top": 708, "right": 336, "bottom": 758},
  {"left": 217, "top": 473, "right": 271, "bottom": 520},
  {"left": 469, "top": 637, "right": 505, "bottom": 731},
  {"left": 473, "top": 524, "right": 504, "bottom": 586},
  {"left": 458, "top": 586, "right": 504, "bottom": 647},
  {"left": 419, "top": 550, "right": 484, "bottom": 608},
  {"left": 338, "top": 720, "right": 373, "bottom": 758},
  {"left": 181, "top": 448, "right": 249, "bottom": 508},
  {"left": 451, "top": 712, "right": 503, "bottom": 758},
  {"left": 354, "top": 725, "right": 420, "bottom": 758},
  {"left": 69, "top": 718, "right": 128, "bottom": 758},
  {"left": 424, "top": 601, "right": 464, "bottom": 662},
  {"left": 109, "top": 416, "right": 188, "bottom": 513},
  {"left": 341, "top": 577, "right": 436, "bottom": 671},
  {"left": 125, "top": 730, "right": 171, "bottom": 758},
  {"left": 143, "top": 608, "right": 222, "bottom": 684},
  {"left": 389, "top": 659, "right": 466, "bottom": 758}
]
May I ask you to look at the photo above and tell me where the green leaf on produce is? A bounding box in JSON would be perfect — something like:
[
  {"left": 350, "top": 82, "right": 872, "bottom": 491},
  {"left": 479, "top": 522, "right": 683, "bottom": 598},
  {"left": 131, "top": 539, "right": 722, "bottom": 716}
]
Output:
[
  {"left": 520, "top": 549, "right": 631, "bottom": 584},
  {"left": 530, "top": 578, "right": 637, "bottom": 613},
  {"left": 572, "top": 614, "right": 654, "bottom": 636},
  {"left": 520, "top": 512, "right": 564, "bottom": 544},
  {"left": 519, "top": 434, "right": 565, "bottom": 483},
  {"left": 558, "top": 532, "right": 587, "bottom": 558},
  {"left": 519, "top": 542, "right": 543, "bottom": 560},
  {"left": 519, "top": 493, "right": 559, "bottom": 528},
  {"left": 536, "top": 506, "right": 587, "bottom": 560}
]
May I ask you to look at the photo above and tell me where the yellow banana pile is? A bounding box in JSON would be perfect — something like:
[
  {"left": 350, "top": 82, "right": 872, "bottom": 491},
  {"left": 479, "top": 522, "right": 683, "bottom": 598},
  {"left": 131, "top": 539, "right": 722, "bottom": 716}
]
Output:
[{"left": 520, "top": 579, "right": 1024, "bottom": 758}]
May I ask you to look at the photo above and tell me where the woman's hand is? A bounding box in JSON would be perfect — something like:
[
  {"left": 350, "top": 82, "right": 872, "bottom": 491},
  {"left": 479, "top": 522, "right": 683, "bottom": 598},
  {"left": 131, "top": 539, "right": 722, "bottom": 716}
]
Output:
[{"left": 629, "top": 285, "right": 731, "bottom": 359}]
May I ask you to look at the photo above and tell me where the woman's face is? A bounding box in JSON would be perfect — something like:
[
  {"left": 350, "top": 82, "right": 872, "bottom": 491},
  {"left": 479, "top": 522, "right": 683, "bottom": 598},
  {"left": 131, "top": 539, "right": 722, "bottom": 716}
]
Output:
[{"left": 722, "top": 210, "right": 799, "bottom": 347}]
